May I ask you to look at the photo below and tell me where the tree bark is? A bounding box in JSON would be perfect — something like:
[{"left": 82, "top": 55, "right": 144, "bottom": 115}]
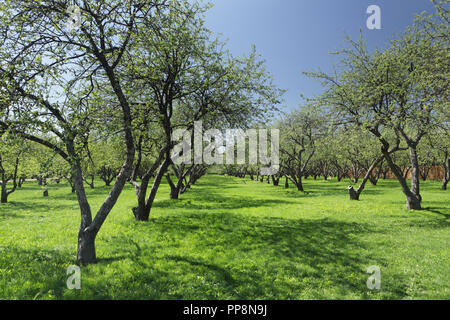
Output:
[
  {"left": 272, "top": 175, "right": 280, "bottom": 186},
  {"left": 133, "top": 158, "right": 170, "bottom": 222},
  {"left": 348, "top": 155, "right": 384, "bottom": 201},
  {"left": 442, "top": 155, "right": 449, "bottom": 191},
  {"left": 1, "top": 185, "right": 7, "bottom": 203},
  {"left": 348, "top": 186, "right": 359, "bottom": 200},
  {"left": 409, "top": 146, "right": 421, "bottom": 201},
  {"left": 166, "top": 174, "right": 179, "bottom": 199},
  {"left": 382, "top": 144, "right": 422, "bottom": 210},
  {"left": 72, "top": 161, "right": 97, "bottom": 265},
  {"left": 296, "top": 176, "right": 304, "bottom": 192}
]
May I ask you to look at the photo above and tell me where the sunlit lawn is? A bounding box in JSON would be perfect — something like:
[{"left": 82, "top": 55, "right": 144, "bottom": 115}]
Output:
[{"left": 0, "top": 175, "right": 449, "bottom": 299}]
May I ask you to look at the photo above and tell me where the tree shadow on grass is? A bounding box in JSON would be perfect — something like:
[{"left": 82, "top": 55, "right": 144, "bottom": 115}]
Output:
[
  {"left": 1, "top": 200, "right": 77, "bottom": 216},
  {"left": 96, "top": 212, "right": 411, "bottom": 299},
  {"left": 1, "top": 210, "right": 418, "bottom": 300},
  {"left": 423, "top": 207, "right": 450, "bottom": 218},
  {"left": 0, "top": 246, "right": 73, "bottom": 299},
  {"left": 0, "top": 211, "right": 26, "bottom": 220},
  {"left": 280, "top": 184, "right": 386, "bottom": 199},
  {"left": 153, "top": 196, "right": 295, "bottom": 211}
]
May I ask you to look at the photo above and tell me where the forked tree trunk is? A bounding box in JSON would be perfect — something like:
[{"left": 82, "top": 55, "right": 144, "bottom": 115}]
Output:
[
  {"left": 348, "top": 155, "right": 384, "bottom": 201},
  {"left": 133, "top": 158, "right": 170, "bottom": 222},
  {"left": 348, "top": 186, "right": 359, "bottom": 200},
  {"left": 272, "top": 175, "right": 280, "bottom": 186},
  {"left": 72, "top": 163, "right": 97, "bottom": 265},
  {"left": 166, "top": 174, "right": 180, "bottom": 199},
  {"left": 382, "top": 145, "right": 422, "bottom": 210}
]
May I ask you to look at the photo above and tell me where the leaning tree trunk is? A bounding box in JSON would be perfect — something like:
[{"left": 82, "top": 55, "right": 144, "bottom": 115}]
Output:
[
  {"left": 442, "top": 157, "right": 449, "bottom": 191},
  {"left": 166, "top": 174, "right": 180, "bottom": 200},
  {"left": 348, "top": 155, "right": 384, "bottom": 201},
  {"left": 381, "top": 145, "right": 422, "bottom": 210},
  {"left": 72, "top": 163, "right": 97, "bottom": 265}
]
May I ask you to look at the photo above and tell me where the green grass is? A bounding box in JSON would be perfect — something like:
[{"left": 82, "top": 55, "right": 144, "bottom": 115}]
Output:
[{"left": 0, "top": 175, "right": 449, "bottom": 300}]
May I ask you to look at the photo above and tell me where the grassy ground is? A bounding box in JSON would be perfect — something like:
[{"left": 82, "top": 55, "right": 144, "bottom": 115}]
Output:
[{"left": 0, "top": 175, "right": 449, "bottom": 300}]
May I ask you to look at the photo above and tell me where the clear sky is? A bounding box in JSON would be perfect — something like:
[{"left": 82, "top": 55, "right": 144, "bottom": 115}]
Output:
[{"left": 203, "top": 0, "right": 437, "bottom": 112}]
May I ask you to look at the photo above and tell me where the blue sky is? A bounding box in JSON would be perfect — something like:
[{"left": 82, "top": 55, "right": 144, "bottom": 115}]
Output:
[{"left": 203, "top": 0, "right": 437, "bottom": 112}]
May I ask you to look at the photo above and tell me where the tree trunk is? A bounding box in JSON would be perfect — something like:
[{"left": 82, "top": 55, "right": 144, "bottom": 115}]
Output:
[
  {"left": 296, "top": 176, "right": 304, "bottom": 192},
  {"left": 442, "top": 179, "right": 449, "bottom": 191},
  {"left": 409, "top": 146, "right": 421, "bottom": 202},
  {"left": 272, "top": 175, "right": 280, "bottom": 186},
  {"left": 77, "top": 227, "right": 97, "bottom": 265},
  {"left": 166, "top": 174, "right": 180, "bottom": 199},
  {"left": 406, "top": 195, "right": 422, "bottom": 210},
  {"left": 348, "top": 186, "right": 359, "bottom": 200},
  {"left": 348, "top": 155, "right": 384, "bottom": 201},
  {"left": 43, "top": 178, "right": 48, "bottom": 197},
  {"left": 133, "top": 158, "right": 170, "bottom": 222},
  {"left": 1, "top": 184, "right": 7, "bottom": 203},
  {"left": 72, "top": 162, "right": 97, "bottom": 265},
  {"left": 442, "top": 157, "right": 449, "bottom": 191},
  {"left": 381, "top": 144, "right": 422, "bottom": 210},
  {"left": 284, "top": 176, "right": 289, "bottom": 188}
]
